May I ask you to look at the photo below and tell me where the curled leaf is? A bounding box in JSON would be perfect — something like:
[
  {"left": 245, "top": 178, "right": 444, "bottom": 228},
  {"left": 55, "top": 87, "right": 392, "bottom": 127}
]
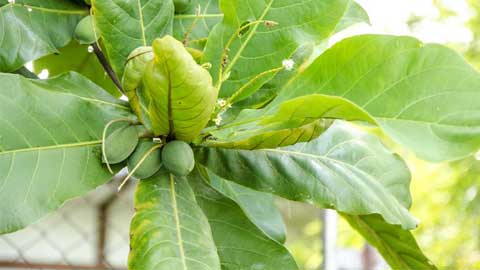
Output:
[{"left": 123, "top": 36, "right": 217, "bottom": 142}]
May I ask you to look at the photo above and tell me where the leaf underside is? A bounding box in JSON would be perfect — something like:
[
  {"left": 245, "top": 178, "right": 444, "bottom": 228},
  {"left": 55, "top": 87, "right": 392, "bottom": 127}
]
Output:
[
  {"left": 208, "top": 171, "right": 287, "bottom": 244},
  {"left": 342, "top": 214, "right": 437, "bottom": 270},
  {"left": 196, "top": 121, "right": 417, "bottom": 230}
]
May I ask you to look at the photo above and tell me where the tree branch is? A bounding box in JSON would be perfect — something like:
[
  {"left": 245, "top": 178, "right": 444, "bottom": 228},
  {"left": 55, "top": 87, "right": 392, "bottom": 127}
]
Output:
[
  {"left": 14, "top": 66, "right": 39, "bottom": 79},
  {"left": 92, "top": 43, "right": 126, "bottom": 95}
]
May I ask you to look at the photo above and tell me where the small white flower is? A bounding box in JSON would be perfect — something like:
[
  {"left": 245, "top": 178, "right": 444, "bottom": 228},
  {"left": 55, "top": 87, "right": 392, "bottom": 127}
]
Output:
[
  {"left": 217, "top": 99, "right": 227, "bottom": 108},
  {"left": 27, "top": 7, "right": 32, "bottom": 12},
  {"left": 87, "top": 46, "right": 94, "bottom": 53},
  {"left": 214, "top": 115, "right": 223, "bottom": 126},
  {"left": 282, "top": 59, "right": 295, "bottom": 71}
]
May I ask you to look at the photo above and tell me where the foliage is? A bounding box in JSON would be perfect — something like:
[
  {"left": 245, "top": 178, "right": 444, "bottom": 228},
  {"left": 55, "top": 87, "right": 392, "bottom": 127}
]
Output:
[{"left": 1, "top": 0, "right": 479, "bottom": 269}]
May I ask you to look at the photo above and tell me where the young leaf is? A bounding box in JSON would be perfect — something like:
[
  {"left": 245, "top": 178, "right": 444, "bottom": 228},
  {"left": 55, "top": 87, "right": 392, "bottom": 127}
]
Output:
[
  {"left": 33, "top": 42, "right": 120, "bottom": 97},
  {"left": 204, "top": 94, "right": 373, "bottom": 149},
  {"left": 207, "top": 170, "right": 287, "bottom": 243},
  {"left": 271, "top": 34, "right": 480, "bottom": 162},
  {"left": 92, "top": 0, "right": 174, "bottom": 77},
  {"left": 0, "top": 0, "right": 87, "bottom": 72},
  {"left": 342, "top": 214, "right": 437, "bottom": 270},
  {"left": 139, "top": 36, "right": 217, "bottom": 142},
  {"left": 196, "top": 121, "right": 417, "bottom": 229},
  {"left": 190, "top": 168, "right": 298, "bottom": 270},
  {"left": 129, "top": 173, "right": 221, "bottom": 270},
  {"left": 203, "top": 0, "right": 369, "bottom": 99},
  {"left": 0, "top": 72, "right": 133, "bottom": 234},
  {"left": 173, "top": 0, "right": 222, "bottom": 49}
]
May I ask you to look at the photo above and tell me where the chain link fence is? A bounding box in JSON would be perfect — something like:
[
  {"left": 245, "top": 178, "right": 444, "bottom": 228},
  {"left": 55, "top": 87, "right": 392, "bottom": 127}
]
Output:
[
  {"left": 0, "top": 175, "right": 135, "bottom": 270},
  {"left": 0, "top": 175, "right": 380, "bottom": 270}
]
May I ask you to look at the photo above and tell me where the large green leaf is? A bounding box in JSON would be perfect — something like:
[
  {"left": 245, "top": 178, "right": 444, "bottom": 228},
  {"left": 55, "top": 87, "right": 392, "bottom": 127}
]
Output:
[
  {"left": 0, "top": 72, "right": 132, "bottom": 234},
  {"left": 0, "top": 0, "right": 87, "bottom": 71},
  {"left": 203, "top": 94, "right": 373, "bottom": 149},
  {"left": 173, "top": 0, "right": 222, "bottom": 49},
  {"left": 131, "top": 36, "right": 217, "bottom": 142},
  {"left": 203, "top": 0, "right": 369, "bottom": 99},
  {"left": 196, "top": 121, "right": 416, "bottom": 229},
  {"left": 91, "top": 0, "right": 174, "bottom": 77},
  {"left": 191, "top": 168, "right": 298, "bottom": 270},
  {"left": 208, "top": 171, "right": 286, "bottom": 244},
  {"left": 342, "top": 214, "right": 437, "bottom": 270},
  {"left": 270, "top": 34, "right": 480, "bottom": 162},
  {"left": 129, "top": 173, "right": 221, "bottom": 270},
  {"left": 33, "top": 41, "right": 120, "bottom": 97}
]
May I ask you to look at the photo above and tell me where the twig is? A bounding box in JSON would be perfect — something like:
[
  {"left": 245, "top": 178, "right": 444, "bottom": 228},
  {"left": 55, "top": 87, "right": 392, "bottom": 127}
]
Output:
[
  {"left": 92, "top": 43, "right": 126, "bottom": 95},
  {"left": 13, "top": 66, "right": 39, "bottom": 79}
]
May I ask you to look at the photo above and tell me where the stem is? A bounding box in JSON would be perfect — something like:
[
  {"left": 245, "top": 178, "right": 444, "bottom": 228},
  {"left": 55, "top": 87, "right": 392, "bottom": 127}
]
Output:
[
  {"left": 14, "top": 66, "right": 39, "bottom": 79},
  {"left": 227, "top": 66, "right": 283, "bottom": 104},
  {"left": 117, "top": 144, "right": 163, "bottom": 191},
  {"left": 216, "top": 20, "right": 274, "bottom": 89},
  {"left": 92, "top": 43, "right": 126, "bottom": 95}
]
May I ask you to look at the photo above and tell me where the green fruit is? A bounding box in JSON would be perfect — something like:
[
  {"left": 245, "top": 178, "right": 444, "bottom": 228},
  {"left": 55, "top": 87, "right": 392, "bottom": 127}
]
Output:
[
  {"left": 162, "top": 141, "right": 194, "bottom": 176},
  {"left": 74, "top": 15, "right": 97, "bottom": 45},
  {"left": 174, "top": 0, "right": 192, "bottom": 13},
  {"left": 127, "top": 141, "right": 163, "bottom": 179},
  {"left": 104, "top": 125, "right": 139, "bottom": 164}
]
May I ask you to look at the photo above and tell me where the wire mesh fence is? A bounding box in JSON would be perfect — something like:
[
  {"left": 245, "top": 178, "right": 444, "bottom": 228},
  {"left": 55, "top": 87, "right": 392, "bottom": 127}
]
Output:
[
  {"left": 0, "top": 176, "right": 135, "bottom": 270},
  {"left": 0, "top": 175, "right": 382, "bottom": 270}
]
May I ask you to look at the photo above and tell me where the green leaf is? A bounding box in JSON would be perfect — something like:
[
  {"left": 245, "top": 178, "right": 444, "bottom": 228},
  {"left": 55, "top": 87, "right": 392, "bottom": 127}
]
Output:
[
  {"left": 131, "top": 36, "right": 217, "bottom": 142},
  {"left": 271, "top": 34, "right": 480, "bottom": 162},
  {"left": 342, "top": 214, "right": 437, "bottom": 270},
  {"left": 190, "top": 168, "right": 298, "bottom": 270},
  {"left": 173, "top": 0, "right": 222, "bottom": 49},
  {"left": 196, "top": 121, "right": 417, "bottom": 229},
  {"left": 231, "top": 43, "right": 317, "bottom": 109},
  {"left": 0, "top": 72, "right": 132, "bottom": 234},
  {"left": 33, "top": 41, "right": 120, "bottom": 97},
  {"left": 0, "top": 0, "right": 87, "bottom": 71},
  {"left": 203, "top": 0, "right": 369, "bottom": 99},
  {"left": 203, "top": 94, "right": 373, "bottom": 149},
  {"left": 129, "top": 173, "right": 221, "bottom": 270},
  {"left": 208, "top": 171, "right": 286, "bottom": 244},
  {"left": 92, "top": 0, "right": 174, "bottom": 77}
]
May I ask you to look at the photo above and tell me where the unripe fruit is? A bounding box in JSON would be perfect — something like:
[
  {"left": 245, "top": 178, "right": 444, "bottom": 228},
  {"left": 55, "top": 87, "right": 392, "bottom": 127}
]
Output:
[
  {"left": 74, "top": 15, "right": 97, "bottom": 45},
  {"left": 161, "top": 141, "right": 194, "bottom": 176},
  {"left": 174, "top": 0, "right": 192, "bottom": 14},
  {"left": 104, "top": 125, "right": 138, "bottom": 164},
  {"left": 127, "top": 141, "right": 163, "bottom": 179}
]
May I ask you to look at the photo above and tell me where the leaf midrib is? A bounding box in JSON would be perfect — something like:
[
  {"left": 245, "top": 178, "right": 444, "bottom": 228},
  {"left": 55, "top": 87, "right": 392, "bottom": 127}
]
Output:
[
  {"left": 345, "top": 215, "right": 411, "bottom": 269},
  {"left": 136, "top": 0, "right": 147, "bottom": 46},
  {"left": 169, "top": 174, "right": 188, "bottom": 270},
  {"left": 174, "top": 14, "right": 223, "bottom": 19},
  {"left": 3, "top": 3, "right": 88, "bottom": 15},
  {"left": 223, "top": 0, "right": 274, "bottom": 76},
  {"left": 0, "top": 140, "right": 102, "bottom": 156}
]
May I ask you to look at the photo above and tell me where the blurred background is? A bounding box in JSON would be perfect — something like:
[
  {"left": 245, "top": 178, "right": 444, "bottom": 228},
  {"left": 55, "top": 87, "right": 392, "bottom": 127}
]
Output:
[{"left": 1, "top": 0, "right": 479, "bottom": 269}]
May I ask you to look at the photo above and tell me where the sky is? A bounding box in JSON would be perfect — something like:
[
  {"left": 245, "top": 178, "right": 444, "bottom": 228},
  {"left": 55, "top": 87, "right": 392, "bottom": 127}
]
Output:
[{"left": 332, "top": 0, "right": 474, "bottom": 45}]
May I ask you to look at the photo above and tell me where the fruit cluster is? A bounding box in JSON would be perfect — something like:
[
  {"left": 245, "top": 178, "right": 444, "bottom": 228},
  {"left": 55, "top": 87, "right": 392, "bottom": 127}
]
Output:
[{"left": 103, "top": 122, "right": 195, "bottom": 179}]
